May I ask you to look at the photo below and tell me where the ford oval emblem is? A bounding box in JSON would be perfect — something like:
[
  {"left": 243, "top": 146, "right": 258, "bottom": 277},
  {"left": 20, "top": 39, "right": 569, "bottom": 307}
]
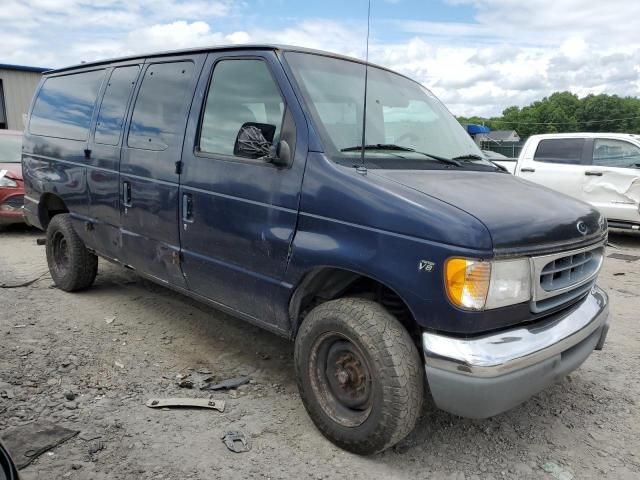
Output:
[{"left": 576, "top": 221, "right": 588, "bottom": 235}]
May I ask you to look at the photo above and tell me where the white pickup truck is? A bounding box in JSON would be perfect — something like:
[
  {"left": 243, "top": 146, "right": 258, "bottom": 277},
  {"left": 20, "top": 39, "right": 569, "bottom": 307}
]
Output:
[{"left": 493, "top": 133, "right": 640, "bottom": 230}]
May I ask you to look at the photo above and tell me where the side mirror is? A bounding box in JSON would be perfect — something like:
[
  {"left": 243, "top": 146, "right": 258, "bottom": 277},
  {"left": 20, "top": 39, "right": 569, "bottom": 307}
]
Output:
[
  {"left": 234, "top": 122, "right": 276, "bottom": 160},
  {"left": 271, "top": 139, "right": 291, "bottom": 167}
]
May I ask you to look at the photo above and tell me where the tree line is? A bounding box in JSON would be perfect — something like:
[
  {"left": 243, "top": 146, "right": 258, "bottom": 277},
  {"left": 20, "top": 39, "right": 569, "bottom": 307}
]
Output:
[{"left": 457, "top": 91, "right": 640, "bottom": 138}]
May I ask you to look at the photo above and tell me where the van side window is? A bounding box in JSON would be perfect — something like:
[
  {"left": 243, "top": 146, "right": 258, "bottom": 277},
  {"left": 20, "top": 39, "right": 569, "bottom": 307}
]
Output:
[
  {"left": 29, "top": 70, "right": 105, "bottom": 141},
  {"left": 95, "top": 66, "right": 140, "bottom": 146},
  {"left": 128, "top": 62, "right": 194, "bottom": 151},
  {"left": 533, "top": 138, "right": 585, "bottom": 164},
  {"left": 592, "top": 139, "right": 640, "bottom": 168},
  {"left": 199, "top": 59, "right": 284, "bottom": 158}
]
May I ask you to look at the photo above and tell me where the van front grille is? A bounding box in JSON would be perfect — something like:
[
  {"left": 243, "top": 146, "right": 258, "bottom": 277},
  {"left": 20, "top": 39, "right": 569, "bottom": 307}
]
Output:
[{"left": 530, "top": 243, "right": 604, "bottom": 313}]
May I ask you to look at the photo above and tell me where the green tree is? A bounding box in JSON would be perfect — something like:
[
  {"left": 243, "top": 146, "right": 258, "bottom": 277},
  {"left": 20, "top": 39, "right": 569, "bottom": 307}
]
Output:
[{"left": 457, "top": 91, "right": 640, "bottom": 137}]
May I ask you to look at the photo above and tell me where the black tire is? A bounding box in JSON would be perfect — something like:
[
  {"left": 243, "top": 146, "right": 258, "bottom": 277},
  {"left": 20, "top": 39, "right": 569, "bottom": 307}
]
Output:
[
  {"left": 45, "top": 213, "right": 98, "bottom": 291},
  {"left": 294, "top": 298, "right": 423, "bottom": 455}
]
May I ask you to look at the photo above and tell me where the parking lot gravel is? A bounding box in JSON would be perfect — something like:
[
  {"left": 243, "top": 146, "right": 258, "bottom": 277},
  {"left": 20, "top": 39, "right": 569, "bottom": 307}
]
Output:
[{"left": 1, "top": 225, "right": 639, "bottom": 479}]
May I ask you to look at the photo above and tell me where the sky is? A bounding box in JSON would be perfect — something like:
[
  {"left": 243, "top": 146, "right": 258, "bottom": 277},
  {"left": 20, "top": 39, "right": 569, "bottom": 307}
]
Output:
[{"left": 3, "top": 0, "right": 640, "bottom": 117}]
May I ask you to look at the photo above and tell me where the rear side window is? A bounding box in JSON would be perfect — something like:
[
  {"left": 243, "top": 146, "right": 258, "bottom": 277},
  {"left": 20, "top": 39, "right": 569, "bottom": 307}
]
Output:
[
  {"left": 199, "top": 59, "right": 284, "bottom": 157},
  {"left": 592, "top": 138, "right": 640, "bottom": 168},
  {"left": 128, "top": 61, "right": 194, "bottom": 151},
  {"left": 30, "top": 70, "right": 105, "bottom": 141},
  {"left": 533, "top": 138, "right": 585, "bottom": 164},
  {"left": 95, "top": 66, "right": 140, "bottom": 146}
]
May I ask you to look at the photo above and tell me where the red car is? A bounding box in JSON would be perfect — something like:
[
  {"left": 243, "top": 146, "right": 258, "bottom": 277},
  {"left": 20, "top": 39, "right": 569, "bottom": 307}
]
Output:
[{"left": 0, "top": 130, "right": 25, "bottom": 226}]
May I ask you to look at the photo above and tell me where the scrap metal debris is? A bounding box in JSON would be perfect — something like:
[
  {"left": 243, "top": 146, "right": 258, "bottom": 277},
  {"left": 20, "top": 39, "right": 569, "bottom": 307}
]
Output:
[
  {"left": 177, "top": 378, "right": 194, "bottom": 389},
  {"left": 145, "top": 397, "right": 225, "bottom": 412},
  {"left": 175, "top": 373, "right": 195, "bottom": 389},
  {"left": 88, "top": 441, "right": 105, "bottom": 455},
  {"left": 0, "top": 421, "right": 79, "bottom": 469},
  {"left": 201, "top": 376, "right": 250, "bottom": 391},
  {"left": 221, "top": 431, "right": 251, "bottom": 453}
]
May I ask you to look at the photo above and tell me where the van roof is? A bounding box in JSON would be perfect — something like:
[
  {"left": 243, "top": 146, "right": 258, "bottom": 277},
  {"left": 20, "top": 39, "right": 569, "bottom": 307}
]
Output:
[{"left": 45, "top": 44, "right": 390, "bottom": 75}]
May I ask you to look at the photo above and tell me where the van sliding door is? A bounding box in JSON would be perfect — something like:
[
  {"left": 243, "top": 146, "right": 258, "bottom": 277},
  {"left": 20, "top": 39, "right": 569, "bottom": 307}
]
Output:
[
  {"left": 86, "top": 63, "right": 142, "bottom": 261},
  {"left": 119, "top": 54, "right": 206, "bottom": 287}
]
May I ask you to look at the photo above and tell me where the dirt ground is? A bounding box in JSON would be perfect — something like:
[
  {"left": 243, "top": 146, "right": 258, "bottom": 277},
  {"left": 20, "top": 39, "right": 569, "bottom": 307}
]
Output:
[{"left": 0, "top": 225, "right": 639, "bottom": 480}]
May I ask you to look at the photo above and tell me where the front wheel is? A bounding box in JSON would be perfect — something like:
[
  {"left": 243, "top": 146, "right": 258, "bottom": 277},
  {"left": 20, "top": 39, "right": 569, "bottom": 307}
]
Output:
[
  {"left": 46, "top": 214, "right": 98, "bottom": 291},
  {"left": 294, "top": 298, "right": 424, "bottom": 454}
]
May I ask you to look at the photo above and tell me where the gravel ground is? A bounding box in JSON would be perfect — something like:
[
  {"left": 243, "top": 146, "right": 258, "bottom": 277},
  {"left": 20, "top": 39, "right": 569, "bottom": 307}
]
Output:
[{"left": 0, "top": 225, "right": 639, "bottom": 480}]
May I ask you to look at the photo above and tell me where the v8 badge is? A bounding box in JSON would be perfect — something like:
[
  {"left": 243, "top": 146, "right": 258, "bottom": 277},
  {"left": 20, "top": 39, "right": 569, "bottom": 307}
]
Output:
[{"left": 419, "top": 260, "right": 435, "bottom": 272}]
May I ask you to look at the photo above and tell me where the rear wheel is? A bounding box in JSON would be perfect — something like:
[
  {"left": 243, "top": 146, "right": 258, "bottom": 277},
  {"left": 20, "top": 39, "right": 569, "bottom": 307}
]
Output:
[
  {"left": 294, "top": 298, "right": 423, "bottom": 454},
  {"left": 46, "top": 214, "right": 97, "bottom": 291}
]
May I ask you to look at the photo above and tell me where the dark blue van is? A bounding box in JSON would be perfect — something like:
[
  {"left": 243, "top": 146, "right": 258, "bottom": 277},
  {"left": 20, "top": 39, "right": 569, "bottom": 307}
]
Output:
[{"left": 22, "top": 45, "right": 609, "bottom": 454}]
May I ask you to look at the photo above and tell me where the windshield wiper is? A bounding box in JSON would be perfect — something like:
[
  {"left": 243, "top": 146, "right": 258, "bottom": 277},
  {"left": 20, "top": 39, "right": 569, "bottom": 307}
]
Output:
[
  {"left": 453, "top": 153, "right": 507, "bottom": 172},
  {"left": 418, "top": 151, "right": 462, "bottom": 167},
  {"left": 341, "top": 143, "right": 415, "bottom": 152},
  {"left": 341, "top": 144, "right": 462, "bottom": 167},
  {"left": 451, "top": 154, "right": 485, "bottom": 161}
]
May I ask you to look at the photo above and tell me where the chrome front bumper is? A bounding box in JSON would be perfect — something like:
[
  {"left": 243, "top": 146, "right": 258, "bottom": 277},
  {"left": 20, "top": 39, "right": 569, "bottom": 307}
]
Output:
[{"left": 422, "top": 286, "right": 609, "bottom": 418}]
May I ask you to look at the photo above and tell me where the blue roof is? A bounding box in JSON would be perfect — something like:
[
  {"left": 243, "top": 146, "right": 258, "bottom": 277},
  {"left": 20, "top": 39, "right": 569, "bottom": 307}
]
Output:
[
  {"left": 466, "top": 124, "right": 491, "bottom": 135},
  {"left": 0, "top": 63, "right": 49, "bottom": 73}
]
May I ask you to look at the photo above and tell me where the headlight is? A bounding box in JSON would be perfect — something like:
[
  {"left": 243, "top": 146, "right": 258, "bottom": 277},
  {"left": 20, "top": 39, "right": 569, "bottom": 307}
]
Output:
[
  {"left": 445, "top": 257, "right": 531, "bottom": 310},
  {"left": 0, "top": 177, "right": 18, "bottom": 188},
  {"left": 485, "top": 258, "right": 531, "bottom": 309}
]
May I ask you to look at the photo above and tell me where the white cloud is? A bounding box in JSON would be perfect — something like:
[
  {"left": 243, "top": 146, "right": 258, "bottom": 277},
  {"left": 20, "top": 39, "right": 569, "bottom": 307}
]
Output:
[{"left": 1, "top": 0, "right": 639, "bottom": 116}]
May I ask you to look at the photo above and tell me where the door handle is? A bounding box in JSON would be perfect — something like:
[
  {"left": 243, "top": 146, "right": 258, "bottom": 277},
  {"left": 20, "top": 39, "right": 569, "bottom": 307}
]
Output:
[
  {"left": 520, "top": 167, "right": 535, "bottom": 173},
  {"left": 123, "top": 181, "right": 132, "bottom": 207},
  {"left": 182, "top": 193, "right": 193, "bottom": 222},
  {"left": 585, "top": 171, "right": 603, "bottom": 176}
]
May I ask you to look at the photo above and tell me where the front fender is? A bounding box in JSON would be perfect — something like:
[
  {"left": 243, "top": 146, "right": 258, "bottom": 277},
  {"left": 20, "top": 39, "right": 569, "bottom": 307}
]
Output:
[{"left": 285, "top": 212, "right": 492, "bottom": 332}]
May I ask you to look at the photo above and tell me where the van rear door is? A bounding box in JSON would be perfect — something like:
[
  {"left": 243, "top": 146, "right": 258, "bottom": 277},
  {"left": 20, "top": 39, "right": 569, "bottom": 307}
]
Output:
[
  {"left": 178, "top": 50, "right": 307, "bottom": 331},
  {"left": 120, "top": 54, "right": 205, "bottom": 287}
]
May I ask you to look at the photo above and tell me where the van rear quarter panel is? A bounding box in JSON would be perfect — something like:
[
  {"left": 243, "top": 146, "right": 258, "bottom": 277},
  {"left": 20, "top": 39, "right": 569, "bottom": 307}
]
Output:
[{"left": 23, "top": 135, "right": 90, "bottom": 220}]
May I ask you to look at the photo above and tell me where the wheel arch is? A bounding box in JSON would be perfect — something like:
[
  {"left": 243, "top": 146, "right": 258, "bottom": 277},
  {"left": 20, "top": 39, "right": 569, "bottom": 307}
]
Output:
[
  {"left": 288, "top": 266, "right": 421, "bottom": 341},
  {"left": 38, "top": 192, "right": 69, "bottom": 229}
]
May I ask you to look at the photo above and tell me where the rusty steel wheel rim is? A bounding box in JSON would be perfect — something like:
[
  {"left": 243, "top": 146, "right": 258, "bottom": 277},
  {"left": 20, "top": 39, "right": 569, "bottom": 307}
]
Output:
[
  {"left": 51, "top": 231, "right": 70, "bottom": 271},
  {"left": 308, "top": 332, "right": 373, "bottom": 427}
]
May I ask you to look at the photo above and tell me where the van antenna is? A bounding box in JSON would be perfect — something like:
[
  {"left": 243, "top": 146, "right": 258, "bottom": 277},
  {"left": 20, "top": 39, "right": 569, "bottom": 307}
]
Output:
[{"left": 359, "top": 0, "right": 372, "bottom": 169}]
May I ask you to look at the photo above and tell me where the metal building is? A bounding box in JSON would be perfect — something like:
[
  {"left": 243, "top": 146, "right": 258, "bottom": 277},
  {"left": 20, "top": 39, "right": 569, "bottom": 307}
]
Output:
[{"left": 0, "top": 64, "right": 48, "bottom": 131}]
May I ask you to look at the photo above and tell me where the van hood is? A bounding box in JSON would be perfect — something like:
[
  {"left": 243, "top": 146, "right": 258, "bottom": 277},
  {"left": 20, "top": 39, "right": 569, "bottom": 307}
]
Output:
[{"left": 372, "top": 169, "right": 605, "bottom": 253}]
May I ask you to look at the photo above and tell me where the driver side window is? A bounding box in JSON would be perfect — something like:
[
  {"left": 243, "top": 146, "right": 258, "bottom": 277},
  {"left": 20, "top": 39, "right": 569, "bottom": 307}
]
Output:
[
  {"left": 199, "top": 59, "right": 285, "bottom": 158},
  {"left": 592, "top": 138, "right": 640, "bottom": 168}
]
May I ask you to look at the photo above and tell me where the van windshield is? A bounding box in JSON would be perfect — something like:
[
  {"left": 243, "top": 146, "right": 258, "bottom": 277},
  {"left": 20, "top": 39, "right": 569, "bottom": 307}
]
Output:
[{"left": 284, "top": 52, "right": 494, "bottom": 169}]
